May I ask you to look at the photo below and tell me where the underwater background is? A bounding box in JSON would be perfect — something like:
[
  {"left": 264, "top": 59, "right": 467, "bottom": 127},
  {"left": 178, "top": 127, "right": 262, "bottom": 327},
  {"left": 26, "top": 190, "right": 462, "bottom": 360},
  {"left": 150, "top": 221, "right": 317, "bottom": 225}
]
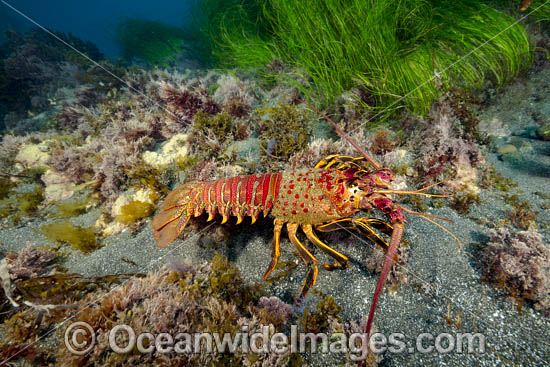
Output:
[
  {"left": 0, "top": 0, "right": 549, "bottom": 366},
  {"left": 0, "top": 0, "right": 194, "bottom": 58}
]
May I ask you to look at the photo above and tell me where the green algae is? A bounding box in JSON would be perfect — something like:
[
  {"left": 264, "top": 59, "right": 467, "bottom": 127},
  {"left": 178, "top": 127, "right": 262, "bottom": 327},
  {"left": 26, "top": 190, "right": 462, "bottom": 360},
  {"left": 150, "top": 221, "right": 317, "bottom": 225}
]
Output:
[
  {"left": 51, "top": 198, "right": 88, "bottom": 218},
  {"left": 203, "top": 0, "right": 531, "bottom": 117},
  {"left": 0, "top": 187, "right": 44, "bottom": 224},
  {"left": 0, "top": 177, "right": 16, "bottom": 200},
  {"left": 193, "top": 110, "right": 236, "bottom": 144},
  {"left": 124, "top": 164, "right": 168, "bottom": 197},
  {"left": 480, "top": 165, "right": 518, "bottom": 192},
  {"left": 257, "top": 104, "right": 311, "bottom": 161},
  {"left": 206, "top": 252, "right": 263, "bottom": 308},
  {"left": 116, "top": 19, "right": 189, "bottom": 66},
  {"left": 299, "top": 291, "right": 343, "bottom": 333},
  {"left": 450, "top": 192, "right": 481, "bottom": 215}
]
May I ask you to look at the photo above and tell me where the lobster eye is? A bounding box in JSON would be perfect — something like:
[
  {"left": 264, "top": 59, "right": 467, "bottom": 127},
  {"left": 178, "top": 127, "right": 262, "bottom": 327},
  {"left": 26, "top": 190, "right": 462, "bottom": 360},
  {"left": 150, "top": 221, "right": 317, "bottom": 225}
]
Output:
[{"left": 350, "top": 187, "right": 362, "bottom": 196}]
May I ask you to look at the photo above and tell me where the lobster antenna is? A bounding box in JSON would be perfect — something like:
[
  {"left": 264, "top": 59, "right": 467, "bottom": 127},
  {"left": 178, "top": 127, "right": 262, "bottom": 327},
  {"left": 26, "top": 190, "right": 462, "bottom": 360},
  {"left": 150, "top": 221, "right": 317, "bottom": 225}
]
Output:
[
  {"left": 376, "top": 172, "right": 457, "bottom": 197},
  {"left": 305, "top": 102, "right": 383, "bottom": 170}
]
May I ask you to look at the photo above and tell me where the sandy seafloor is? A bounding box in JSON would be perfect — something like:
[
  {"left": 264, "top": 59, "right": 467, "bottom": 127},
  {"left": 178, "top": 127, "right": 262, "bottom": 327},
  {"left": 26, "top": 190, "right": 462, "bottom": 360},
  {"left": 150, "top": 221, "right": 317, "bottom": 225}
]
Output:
[{"left": 1, "top": 71, "right": 550, "bottom": 367}]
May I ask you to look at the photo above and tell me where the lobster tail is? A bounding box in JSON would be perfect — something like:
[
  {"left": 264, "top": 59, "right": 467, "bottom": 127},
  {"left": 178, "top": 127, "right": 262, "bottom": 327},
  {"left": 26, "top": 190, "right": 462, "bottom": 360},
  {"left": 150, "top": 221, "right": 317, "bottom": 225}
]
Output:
[
  {"left": 152, "top": 184, "right": 199, "bottom": 248},
  {"left": 153, "top": 212, "right": 190, "bottom": 248}
]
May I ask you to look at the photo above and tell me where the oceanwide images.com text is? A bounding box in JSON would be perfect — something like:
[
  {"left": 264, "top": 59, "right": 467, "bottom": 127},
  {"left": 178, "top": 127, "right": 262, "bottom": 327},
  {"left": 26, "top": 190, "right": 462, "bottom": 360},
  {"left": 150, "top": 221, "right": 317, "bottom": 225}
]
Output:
[{"left": 65, "top": 322, "right": 486, "bottom": 360}]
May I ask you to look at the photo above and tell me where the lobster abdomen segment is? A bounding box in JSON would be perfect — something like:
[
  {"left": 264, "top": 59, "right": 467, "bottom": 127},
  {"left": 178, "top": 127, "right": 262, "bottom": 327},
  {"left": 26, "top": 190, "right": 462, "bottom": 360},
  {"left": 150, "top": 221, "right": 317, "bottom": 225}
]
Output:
[
  {"left": 152, "top": 172, "right": 282, "bottom": 247},
  {"left": 201, "top": 172, "right": 282, "bottom": 221}
]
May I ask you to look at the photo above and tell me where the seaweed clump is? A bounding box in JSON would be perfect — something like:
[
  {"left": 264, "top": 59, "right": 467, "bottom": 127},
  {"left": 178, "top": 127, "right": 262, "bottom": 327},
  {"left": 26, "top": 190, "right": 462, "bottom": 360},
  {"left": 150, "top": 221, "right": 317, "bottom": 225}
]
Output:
[
  {"left": 370, "top": 128, "right": 398, "bottom": 155},
  {"left": 38, "top": 221, "right": 100, "bottom": 253},
  {"left": 4, "top": 243, "right": 57, "bottom": 281},
  {"left": 0, "top": 187, "right": 44, "bottom": 225},
  {"left": 193, "top": 110, "right": 236, "bottom": 147},
  {"left": 481, "top": 228, "right": 550, "bottom": 313},
  {"left": 0, "top": 176, "right": 16, "bottom": 199},
  {"left": 479, "top": 165, "right": 518, "bottom": 192},
  {"left": 50, "top": 198, "right": 88, "bottom": 218},
  {"left": 450, "top": 192, "right": 481, "bottom": 215},
  {"left": 509, "top": 201, "right": 538, "bottom": 230},
  {"left": 56, "top": 254, "right": 297, "bottom": 367},
  {"left": 162, "top": 83, "right": 221, "bottom": 125},
  {"left": 299, "top": 292, "right": 343, "bottom": 334},
  {"left": 504, "top": 194, "right": 539, "bottom": 230},
  {"left": 257, "top": 104, "right": 310, "bottom": 163},
  {"left": 413, "top": 99, "right": 483, "bottom": 197},
  {"left": 1, "top": 270, "right": 136, "bottom": 364}
]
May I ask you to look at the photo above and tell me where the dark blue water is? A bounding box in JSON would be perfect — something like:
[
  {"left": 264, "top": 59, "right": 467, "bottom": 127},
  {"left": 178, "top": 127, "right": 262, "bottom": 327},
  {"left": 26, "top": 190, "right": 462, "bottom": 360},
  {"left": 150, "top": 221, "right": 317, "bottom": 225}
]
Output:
[{"left": 0, "top": 0, "right": 194, "bottom": 57}]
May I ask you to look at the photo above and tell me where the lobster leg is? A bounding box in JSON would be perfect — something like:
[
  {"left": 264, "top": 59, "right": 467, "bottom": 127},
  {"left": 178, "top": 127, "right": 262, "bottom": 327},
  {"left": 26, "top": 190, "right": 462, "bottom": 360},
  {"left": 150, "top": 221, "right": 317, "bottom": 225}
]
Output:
[
  {"left": 287, "top": 223, "right": 319, "bottom": 303},
  {"left": 263, "top": 219, "right": 284, "bottom": 281},
  {"left": 302, "top": 224, "right": 349, "bottom": 270},
  {"left": 315, "top": 154, "right": 366, "bottom": 170},
  {"left": 352, "top": 218, "right": 393, "bottom": 250}
]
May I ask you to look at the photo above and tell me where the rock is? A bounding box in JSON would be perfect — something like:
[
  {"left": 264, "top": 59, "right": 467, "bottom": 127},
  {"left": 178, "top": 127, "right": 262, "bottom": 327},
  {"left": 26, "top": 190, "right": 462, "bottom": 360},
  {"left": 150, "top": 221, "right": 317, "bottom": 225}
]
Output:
[
  {"left": 111, "top": 188, "right": 157, "bottom": 219},
  {"left": 141, "top": 134, "right": 189, "bottom": 169},
  {"left": 512, "top": 125, "right": 538, "bottom": 139},
  {"left": 405, "top": 166, "right": 416, "bottom": 177},
  {"left": 478, "top": 117, "right": 510, "bottom": 137},
  {"left": 450, "top": 162, "right": 480, "bottom": 196},
  {"left": 224, "top": 138, "right": 261, "bottom": 161},
  {"left": 497, "top": 144, "right": 517, "bottom": 155},
  {"left": 41, "top": 169, "right": 76, "bottom": 202},
  {"left": 100, "top": 187, "right": 158, "bottom": 236},
  {"left": 102, "top": 221, "right": 127, "bottom": 237}
]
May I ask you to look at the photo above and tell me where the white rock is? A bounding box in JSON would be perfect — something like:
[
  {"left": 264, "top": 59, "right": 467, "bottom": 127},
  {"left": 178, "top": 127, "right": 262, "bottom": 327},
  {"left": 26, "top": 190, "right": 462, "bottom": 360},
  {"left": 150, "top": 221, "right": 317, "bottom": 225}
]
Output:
[
  {"left": 15, "top": 143, "right": 50, "bottom": 168},
  {"left": 142, "top": 133, "right": 189, "bottom": 169},
  {"left": 41, "top": 169, "right": 76, "bottom": 202}
]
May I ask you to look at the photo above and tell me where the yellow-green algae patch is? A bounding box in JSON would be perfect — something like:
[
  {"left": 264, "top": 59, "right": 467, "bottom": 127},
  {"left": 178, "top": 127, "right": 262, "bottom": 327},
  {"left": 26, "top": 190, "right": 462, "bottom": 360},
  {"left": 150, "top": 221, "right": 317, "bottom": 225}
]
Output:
[
  {"left": 115, "top": 200, "right": 154, "bottom": 224},
  {"left": 0, "top": 187, "right": 44, "bottom": 224},
  {"left": 51, "top": 198, "right": 88, "bottom": 218},
  {"left": 38, "top": 221, "right": 101, "bottom": 253}
]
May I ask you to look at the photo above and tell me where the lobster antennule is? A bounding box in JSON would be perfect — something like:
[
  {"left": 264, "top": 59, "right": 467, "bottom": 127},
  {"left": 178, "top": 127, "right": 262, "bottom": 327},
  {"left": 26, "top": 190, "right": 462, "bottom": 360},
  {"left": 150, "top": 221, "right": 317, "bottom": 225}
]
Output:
[
  {"left": 304, "top": 102, "right": 382, "bottom": 170},
  {"left": 374, "top": 172, "right": 456, "bottom": 198},
  {"left": 400, "top": 206, "right": 462, "bottom": 250}
]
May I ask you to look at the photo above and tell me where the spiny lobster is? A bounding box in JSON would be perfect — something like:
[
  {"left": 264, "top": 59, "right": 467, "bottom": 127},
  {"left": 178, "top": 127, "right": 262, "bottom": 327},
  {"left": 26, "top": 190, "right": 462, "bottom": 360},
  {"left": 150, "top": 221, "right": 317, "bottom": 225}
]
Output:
[{"left": 151, "top": 107, "right": 458, "bottom": 360}]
